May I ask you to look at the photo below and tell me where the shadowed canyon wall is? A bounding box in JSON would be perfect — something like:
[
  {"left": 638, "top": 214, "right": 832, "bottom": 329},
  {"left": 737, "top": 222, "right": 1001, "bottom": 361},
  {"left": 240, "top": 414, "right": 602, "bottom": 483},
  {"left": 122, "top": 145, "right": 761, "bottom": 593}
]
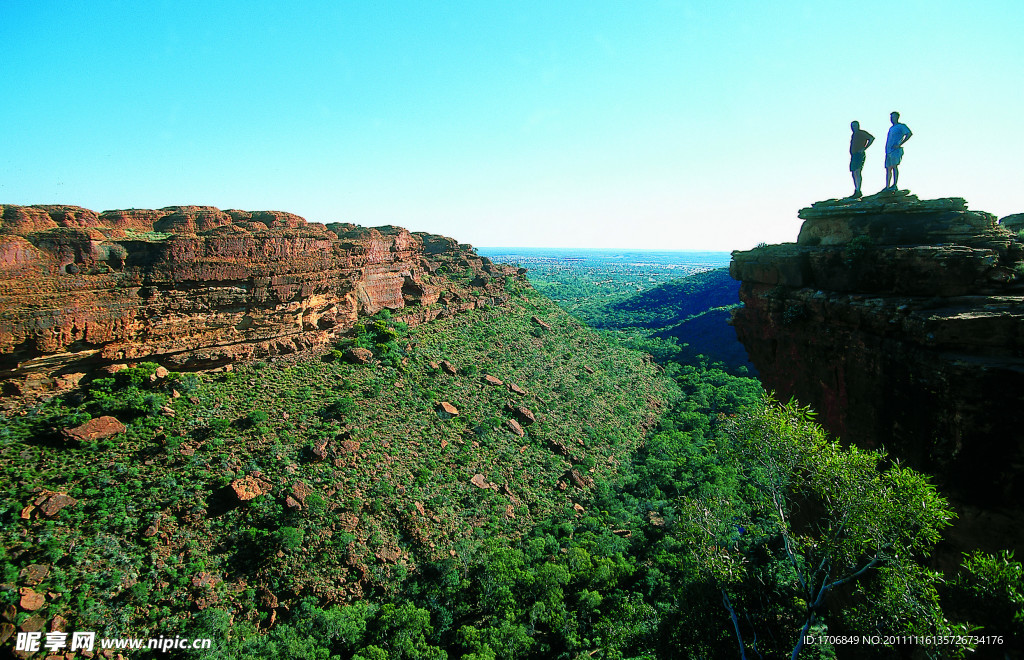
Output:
[
  {"left": 0, "top": 205, "right": 521, "bottom": 400},
  {"left": 730, "top": 193, "right": 1024, "bottom": 528}
]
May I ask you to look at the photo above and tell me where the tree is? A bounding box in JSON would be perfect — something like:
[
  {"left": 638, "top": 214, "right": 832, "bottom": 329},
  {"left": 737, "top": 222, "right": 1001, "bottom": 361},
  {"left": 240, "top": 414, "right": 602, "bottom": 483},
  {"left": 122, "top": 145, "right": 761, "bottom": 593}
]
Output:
[{"left": 678, "top": 397, "right": 959, "bottom": 659}]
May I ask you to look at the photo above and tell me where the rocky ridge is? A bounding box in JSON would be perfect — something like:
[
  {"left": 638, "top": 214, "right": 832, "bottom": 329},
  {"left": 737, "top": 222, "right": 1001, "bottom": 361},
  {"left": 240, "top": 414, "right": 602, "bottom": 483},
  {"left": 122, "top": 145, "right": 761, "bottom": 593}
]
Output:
[
  {"left": 730, "top": 191, "right": 1024, "bottom": 515},
  {"left": 0, "top": 204, "right": 522, "bottom": 401}
]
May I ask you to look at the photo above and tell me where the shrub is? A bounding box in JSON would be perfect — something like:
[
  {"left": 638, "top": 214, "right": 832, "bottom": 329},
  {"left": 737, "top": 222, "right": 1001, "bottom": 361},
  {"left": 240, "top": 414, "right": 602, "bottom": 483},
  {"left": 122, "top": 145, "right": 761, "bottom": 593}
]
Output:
[
  {"left": 327, "top": 396, "right": 356, "bottom": 419},
  {"left": 208, "top": 418, "right": 232, "bottom": 436},
  {"left": 248, "top": 410, "right": 270, "bottom": 427},
  {"left": 170, "top": 372, "right": 202, "bottom": 394},
  {"left": 277, "top": 527, "right": 305, "bottom": 552}
]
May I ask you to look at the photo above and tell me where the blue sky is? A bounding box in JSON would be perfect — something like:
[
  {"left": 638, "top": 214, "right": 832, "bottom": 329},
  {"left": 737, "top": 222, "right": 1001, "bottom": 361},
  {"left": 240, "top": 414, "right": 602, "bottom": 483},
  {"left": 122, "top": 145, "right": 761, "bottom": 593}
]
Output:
[{"left": 3, "top": 1, "right": 1022, "bottom": 250}]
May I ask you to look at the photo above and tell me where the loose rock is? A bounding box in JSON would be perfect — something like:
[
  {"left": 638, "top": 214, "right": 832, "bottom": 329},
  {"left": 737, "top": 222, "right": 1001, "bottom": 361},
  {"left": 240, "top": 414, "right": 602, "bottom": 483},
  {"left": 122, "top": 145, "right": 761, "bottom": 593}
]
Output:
[
  {"left": 231, "top": 475, "right": 272, "bottom": 501},
  {"left": 62, "top": 416, "right": 126, "bottom": 442}
]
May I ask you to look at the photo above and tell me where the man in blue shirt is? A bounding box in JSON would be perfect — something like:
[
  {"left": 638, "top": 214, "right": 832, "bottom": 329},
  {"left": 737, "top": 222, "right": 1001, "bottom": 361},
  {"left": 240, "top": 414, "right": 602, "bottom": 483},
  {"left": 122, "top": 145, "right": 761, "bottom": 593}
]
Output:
[{"left": 884, "top": 111, "right": 912, "bottom": 191}]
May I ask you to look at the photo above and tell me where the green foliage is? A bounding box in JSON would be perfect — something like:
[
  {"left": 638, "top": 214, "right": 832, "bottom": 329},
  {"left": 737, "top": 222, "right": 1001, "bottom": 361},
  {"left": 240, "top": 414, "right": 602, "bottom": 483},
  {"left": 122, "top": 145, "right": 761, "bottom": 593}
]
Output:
[
  {"left": 676, "top": 397, "right": 958, "bottom": 658},
  {"left": 944, "top": 550, "right": 1024, "bottom": 646},
  {"left": 122, "top": 229, "right": 171, "bottom": 242},
  {"left": 340, "top": 309, "right": 410, "bottom": 369},
  {"left": 248, "top": 410, "right": 269, "bottom": 425},
  {"left": 844, "top": 234, "right": 874, "bottom": 266},
  {"left": 0, "top": 261, "right": 1008, "bottom": 659},
  {"left": 81, "top": 362, "right": 169, "bottom": 418},
  {"left": 168, "top": 371, "right": 202, "bottom": 394},
  {"left": 326, "top": 396, "right": 356, "bottom": 419},
  {"left": 513, "top": 258, "right": 749, "bottom": 372},
  {"left": 277, "top": 526, "right": 305, "bottom": 552},
  {"left": 582, "top": 269, "right": 740, "bottom": 331}
]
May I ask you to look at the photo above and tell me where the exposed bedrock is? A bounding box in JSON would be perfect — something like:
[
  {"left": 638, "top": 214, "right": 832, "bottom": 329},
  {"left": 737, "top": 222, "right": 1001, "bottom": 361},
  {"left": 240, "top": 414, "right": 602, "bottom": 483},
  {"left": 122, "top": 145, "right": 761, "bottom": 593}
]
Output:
[
  {"left": 730, "top": 192, "right": 1024, "bottom": 532},
  {"left": 0, "top": 204, "right": 523, "bottom": 398}
]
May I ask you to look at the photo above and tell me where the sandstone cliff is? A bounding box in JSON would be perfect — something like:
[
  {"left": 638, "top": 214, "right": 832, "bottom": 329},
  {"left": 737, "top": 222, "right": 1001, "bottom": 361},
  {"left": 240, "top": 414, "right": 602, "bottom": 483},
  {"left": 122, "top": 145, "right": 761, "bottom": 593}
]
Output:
[
  {"left": 0, "top": 204, "right": 521, "bottom": 400},
  {"left": 730, "top": 192, "right": 1024, "bottom": 515}
]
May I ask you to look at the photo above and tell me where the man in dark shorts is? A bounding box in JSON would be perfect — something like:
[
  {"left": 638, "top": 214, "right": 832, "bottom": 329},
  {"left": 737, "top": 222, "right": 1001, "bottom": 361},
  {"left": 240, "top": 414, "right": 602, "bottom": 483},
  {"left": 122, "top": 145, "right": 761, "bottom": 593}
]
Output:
[{"left": 849, "top": 120, "right": 874, "bottom": 198}]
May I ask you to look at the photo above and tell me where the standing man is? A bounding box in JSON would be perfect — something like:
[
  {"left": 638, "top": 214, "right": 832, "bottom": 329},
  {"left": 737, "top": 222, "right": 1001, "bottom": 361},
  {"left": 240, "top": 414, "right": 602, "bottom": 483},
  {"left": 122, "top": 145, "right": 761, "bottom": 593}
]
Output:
[
  {"left": 849, "top": 121, "right": 874, "bottom": 198},
  {"left": 884, "top": 111, "right": 912, "bottom": 191}
]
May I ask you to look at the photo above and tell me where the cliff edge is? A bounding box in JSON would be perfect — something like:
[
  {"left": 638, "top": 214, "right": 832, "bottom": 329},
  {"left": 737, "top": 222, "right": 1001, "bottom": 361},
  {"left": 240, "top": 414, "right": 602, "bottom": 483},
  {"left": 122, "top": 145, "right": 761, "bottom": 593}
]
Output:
[
  {"left": 730, "top": 192, "right": 1024, "bottom": 516},
  {"left": 0, "top": 204, "right": 522, "bottom": 402}
]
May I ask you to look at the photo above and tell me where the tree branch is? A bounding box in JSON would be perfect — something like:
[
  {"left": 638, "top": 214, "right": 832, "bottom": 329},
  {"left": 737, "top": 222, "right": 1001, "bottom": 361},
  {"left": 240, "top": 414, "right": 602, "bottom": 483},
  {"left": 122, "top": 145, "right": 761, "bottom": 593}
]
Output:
[
  {"left": 721, "top": 589, "right": 749, "bottom": 660},
  {"left": 773, "top": 489, "right": 809, "bottom": 596}
]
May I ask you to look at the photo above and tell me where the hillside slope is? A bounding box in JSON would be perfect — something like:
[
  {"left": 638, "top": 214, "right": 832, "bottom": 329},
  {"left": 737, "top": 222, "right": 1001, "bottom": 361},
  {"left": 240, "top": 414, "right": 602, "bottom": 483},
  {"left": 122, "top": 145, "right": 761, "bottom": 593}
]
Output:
[
  {"left": 0, "top": 285, "right": 676, "bottom": 646},
  {"left": 582, "top": 268, "right": 740, "bottom": 330},
  {"left": 570, "top": 268, "right": 751, "bottom": 373}
]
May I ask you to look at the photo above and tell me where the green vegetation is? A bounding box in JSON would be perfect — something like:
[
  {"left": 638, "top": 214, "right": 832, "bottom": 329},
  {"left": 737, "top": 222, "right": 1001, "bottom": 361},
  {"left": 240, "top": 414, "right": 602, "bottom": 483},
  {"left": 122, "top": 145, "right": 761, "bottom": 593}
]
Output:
[
  {"left": 0, "top": 287, "right": 673, "bottom": 652},
  {"left": 122, "top": 229, "right": 172, "bottom": 241},
  {"left": 1, "top": 270, "right": 1017, "bottom": 658},
  {"left": 180, "top": 386, "right": 981, "bottom": 660},
  {"left": 569, "top": 269, "right": 739, "bottom": 331},
  {"left": 516, "top": 259, "right": 750, "bottom": 373},
  {"left": 575, "top": 269, "right": 749, "bottom": 372}
]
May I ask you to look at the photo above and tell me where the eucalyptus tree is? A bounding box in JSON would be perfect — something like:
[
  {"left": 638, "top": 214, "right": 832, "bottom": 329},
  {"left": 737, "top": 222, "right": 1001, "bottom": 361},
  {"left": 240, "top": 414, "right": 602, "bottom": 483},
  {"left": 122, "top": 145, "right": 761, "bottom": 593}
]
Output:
[{"left": 677, "top": 397, "right": 964, "bottom": 659}]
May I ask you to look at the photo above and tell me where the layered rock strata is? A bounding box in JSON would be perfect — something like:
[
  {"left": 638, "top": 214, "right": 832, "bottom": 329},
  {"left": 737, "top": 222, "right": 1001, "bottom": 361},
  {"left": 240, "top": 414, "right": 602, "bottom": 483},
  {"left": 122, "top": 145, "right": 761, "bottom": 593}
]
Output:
[
  {"left": 730, "top": 192, "right": 1024, "bottom": 510},
  {"left": 0, "top": 205, "right": 521, "bottom": 399}
]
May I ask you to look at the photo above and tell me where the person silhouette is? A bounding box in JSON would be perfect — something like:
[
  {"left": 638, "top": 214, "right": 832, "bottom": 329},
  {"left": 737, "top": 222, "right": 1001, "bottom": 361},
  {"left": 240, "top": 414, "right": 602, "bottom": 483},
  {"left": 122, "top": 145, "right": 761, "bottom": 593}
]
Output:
[
  {"left": 848, "top": 121, "right": 874, "bottom": 198},
  {"left": 884, "top": 111, "right": 912, "bottom": 191}
]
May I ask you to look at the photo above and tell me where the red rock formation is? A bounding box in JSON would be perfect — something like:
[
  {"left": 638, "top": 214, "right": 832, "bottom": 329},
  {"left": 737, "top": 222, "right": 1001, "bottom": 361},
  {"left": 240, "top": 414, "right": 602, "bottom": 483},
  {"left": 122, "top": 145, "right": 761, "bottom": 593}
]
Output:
[
  {"left": 62, "top": 416, "right": 127, "bottom": 442},
  {"left": 0, "top": 204, "right": 521, "bottom": 399},
  {"left": 437, "top": 401, "right": 460, "bottom": 416},
  {"left": 231, "top": 475, "right": 273, "bottom": 501},
  {"left": 730, "top": 193, "right": 1024, "bottom": 513}
]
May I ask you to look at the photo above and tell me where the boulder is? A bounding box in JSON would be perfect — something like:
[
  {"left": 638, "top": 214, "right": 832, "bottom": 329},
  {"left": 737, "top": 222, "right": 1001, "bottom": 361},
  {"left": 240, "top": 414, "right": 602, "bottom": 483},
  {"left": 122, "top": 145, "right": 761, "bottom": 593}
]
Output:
[
  {"left": 19, "top": 564, "right": 49, "bottom": 586},
  {"left": 311, "top": 440, "right": 329, "bottom": 461},
  {"left": 62, "top": 416, "right": 126, "bottom": 442},
  {"left": 231, "top": 475, "right": 272, "bottom": 501},
  {"left": 531, "top": 315, "right": 552, "bottom": 331},
  {"left": 18, "top": 588, "right": 44, "bottom": 612},
  {"left": 346, "top": 347, "right": 373, "bottom": 364},
  {"left": 18, "top": 613, "right": 45, "bottom": 633},
  {"left": 291, "top": 481, "right": 312, "bottom": 504},
  {"left": 507, "top": 405, "right": 536, "bottom": 426},
  {"left": 36, "top": 493, "right": 77, "bottom": 518},
  {"left": 569, "top": 468, "right": 595, "bottom": 489},
  {"left": 437, "top": 401, "right": 459, "bottom": 416}
]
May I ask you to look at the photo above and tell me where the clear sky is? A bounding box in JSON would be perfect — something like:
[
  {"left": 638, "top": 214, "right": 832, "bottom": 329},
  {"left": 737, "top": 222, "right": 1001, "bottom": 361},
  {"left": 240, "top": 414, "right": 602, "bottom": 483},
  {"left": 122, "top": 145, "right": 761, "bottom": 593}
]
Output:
[{"left": 2, "top": 1, "right": 1021, "bottom": 250}]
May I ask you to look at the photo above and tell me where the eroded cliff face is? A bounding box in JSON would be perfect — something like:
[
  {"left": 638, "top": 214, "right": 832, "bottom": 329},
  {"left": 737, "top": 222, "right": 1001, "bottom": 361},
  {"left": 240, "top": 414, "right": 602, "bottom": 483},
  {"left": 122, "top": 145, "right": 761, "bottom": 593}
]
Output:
[
  {"left": 0, "top": 204, "right": 522, "bottom": 400},
  {"left": 730, "top": 192, "right": 1024, "bottom": 509}
]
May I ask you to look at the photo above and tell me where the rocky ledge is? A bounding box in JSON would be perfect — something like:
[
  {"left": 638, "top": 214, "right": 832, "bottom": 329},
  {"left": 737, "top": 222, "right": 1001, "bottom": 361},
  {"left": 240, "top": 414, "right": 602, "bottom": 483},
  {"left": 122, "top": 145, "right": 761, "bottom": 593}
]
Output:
[
  {"left": 730, "top": 192, "right": 1024, "bottom": 514},
  {"left": 0, "top": 204, "right": 523, "bottom": 400}
]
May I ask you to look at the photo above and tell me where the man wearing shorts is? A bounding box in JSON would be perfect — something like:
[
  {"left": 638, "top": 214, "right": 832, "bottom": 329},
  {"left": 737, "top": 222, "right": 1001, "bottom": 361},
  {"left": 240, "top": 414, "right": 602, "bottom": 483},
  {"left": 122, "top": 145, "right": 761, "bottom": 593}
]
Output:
[
  {"left": 884, "top": 111, "right": 912, "bottom": 191},
  {"left": 849, "top": 121, "right": 874, "bottom": 198}
]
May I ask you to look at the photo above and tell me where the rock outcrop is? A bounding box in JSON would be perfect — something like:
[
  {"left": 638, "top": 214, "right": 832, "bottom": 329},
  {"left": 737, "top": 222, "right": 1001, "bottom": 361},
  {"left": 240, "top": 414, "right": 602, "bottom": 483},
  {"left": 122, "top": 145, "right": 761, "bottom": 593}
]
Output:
[
  {"left": 730, "top": 192, "right": 1024, "bottom": 513},
  {"left": 61, "top": 415, "right": 127, "bottom": 442},
  {"left": 0, "top": 204, "right": 521, "bottom": 400}
]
